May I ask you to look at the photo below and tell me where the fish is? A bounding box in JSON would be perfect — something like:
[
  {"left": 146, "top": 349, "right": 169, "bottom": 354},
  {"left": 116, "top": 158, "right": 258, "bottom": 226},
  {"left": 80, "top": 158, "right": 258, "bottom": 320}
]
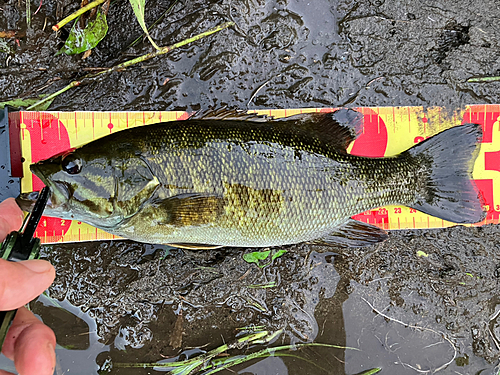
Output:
[{"left": 16, "top": 108, "right": 485, "bottom": 249}]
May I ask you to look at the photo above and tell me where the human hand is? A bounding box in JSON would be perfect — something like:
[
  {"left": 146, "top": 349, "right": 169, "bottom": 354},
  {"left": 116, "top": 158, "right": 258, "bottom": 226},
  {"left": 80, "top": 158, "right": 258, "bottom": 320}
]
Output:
[{"left": 0, "top": 198, "right": 56, "bottom": 375}]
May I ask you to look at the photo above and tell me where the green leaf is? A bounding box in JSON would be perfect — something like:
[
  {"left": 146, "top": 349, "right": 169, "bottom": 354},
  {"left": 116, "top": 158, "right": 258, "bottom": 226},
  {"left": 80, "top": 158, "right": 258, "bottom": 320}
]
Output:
[
  {"left": 243, "top": 250, "right": 271, "bottom": 265},
  {"left": 271, "top": 249, "right": 287, "bottom": 261},
  {"left": 128, "top": 0, "right": 160, "bottom": 50},
  {"left": 0, "top": 96, "right": 54, "bottom": 111},
  {"left": 354, "top": 369, "right": 382, "bottom": 375},
  {"left": 243, "top": 249, "right": 287, "bottom": 268},
  {"left": 57, "top": 11, "right": 108, "bottom": 56},
  {"left": 0, "top": 39, "right": 13, "bottom": 54},
  {"left": 416, "top": 250, "right": 429, "bottom": 258}
]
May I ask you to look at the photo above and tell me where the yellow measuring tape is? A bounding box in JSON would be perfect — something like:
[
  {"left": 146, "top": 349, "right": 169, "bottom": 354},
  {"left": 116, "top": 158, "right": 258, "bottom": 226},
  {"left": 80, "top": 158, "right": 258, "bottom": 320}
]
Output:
[{"left": 9, "top": 105, "right": 500, "bottom": 244}]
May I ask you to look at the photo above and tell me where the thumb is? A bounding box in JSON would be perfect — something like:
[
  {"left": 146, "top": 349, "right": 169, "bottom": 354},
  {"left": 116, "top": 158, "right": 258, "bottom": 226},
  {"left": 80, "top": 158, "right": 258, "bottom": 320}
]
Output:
[
  {"left": 0, "top": 259, "right": 55, "bottom": 310},
  {"left": 0, "top": 198, "right": 25, "bottom": 240}
]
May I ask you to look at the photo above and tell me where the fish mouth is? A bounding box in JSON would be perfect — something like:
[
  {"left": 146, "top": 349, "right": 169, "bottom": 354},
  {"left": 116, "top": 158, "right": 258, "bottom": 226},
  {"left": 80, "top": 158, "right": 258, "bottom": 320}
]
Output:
[
  {"left": 31, "top": 164, "right": 71, "bottom": 199},
  {"left": 17, "top": 164, "right": 71, "bottom": 213},
  {"left": 16, "top": 191, "right": 43, "bottom": 212}
]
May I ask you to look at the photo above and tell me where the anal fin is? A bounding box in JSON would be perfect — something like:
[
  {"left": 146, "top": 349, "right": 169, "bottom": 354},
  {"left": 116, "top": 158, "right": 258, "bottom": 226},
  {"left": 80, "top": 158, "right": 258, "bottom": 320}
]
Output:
[
  {"left": 316, "top": 219, "right": 388, "bottom": 248},
  {"left": 165, "top": 243, "right": 224, "bottom": 250}
]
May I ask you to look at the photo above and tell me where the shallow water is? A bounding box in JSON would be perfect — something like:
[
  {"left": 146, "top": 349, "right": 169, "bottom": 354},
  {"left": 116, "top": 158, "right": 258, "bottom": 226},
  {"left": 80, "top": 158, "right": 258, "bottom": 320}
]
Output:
[{"left": 1, "top": 0, "right": 500, "bottom": 374}]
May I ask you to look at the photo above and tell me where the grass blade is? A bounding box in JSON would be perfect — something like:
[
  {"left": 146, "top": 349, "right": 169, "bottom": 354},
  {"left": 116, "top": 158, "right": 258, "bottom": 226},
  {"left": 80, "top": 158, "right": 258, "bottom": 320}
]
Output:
[
  {"left": 128, "top": 0, "right": 160, "bottom": 50},
  {"left": 356, "top": 369, "right": 382, "bottom": 375},
  {"left": 127, "top": 0, "right": 179, "bottom": 49},
  {"left": 467, "top": 76, "right": 500, "bottom": 83},
  {"left": 26, "top": 0, "right": 31, "bottom": 28},
  {"left": 114, "top": 330, "right": 360, "bottom": 375},
  {"left": 0, "top": 96, "right": 54, "bottom": 111}
]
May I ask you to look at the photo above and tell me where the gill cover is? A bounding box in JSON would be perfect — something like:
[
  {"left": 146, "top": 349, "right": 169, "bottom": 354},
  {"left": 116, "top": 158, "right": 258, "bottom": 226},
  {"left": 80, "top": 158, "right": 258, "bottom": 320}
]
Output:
[
  {"left": 113, "top": 157, "right": 160, "bottom": 219},
  {"left": 30, "top": 150, "right": 159, "bottom": 227}
]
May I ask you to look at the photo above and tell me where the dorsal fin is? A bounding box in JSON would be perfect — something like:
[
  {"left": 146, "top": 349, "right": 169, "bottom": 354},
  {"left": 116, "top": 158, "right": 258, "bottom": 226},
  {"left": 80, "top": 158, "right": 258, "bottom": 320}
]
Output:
[
  {"left": 189, "top": 107, "right": 364, "bottom": 152},
  {"left": 275, "top": 109, "right": 364, "bottom": 152},
  {"left": 189, "top": 107, "right": 270, "bottom": 122}
]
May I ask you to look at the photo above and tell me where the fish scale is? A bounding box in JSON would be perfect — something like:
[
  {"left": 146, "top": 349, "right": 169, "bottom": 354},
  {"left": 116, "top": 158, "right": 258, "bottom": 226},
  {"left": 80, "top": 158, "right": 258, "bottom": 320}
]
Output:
[{"left": 56, "top": 122, "right": 413, "bottom": 245}]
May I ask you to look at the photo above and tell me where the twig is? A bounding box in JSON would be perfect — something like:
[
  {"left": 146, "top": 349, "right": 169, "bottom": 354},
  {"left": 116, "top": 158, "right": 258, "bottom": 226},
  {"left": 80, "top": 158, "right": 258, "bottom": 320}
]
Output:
[
  {"left": 0, "top": 30, "right": 25, "bottom": 38},
  {"left": 52, "top": 0, "right": 107, "bottom": 31},
  {"left": 247, "top": 74, "right": 281, "bottom": 106},
  {"left": 35, "top": 77, "right": 62, "bottom": 92},
  {"left": 238, "top": 268, "right": 252, "bottom": 281},
  {"left": 362, "top": 297, "right": 457, "bottom": 373},
  {"left": 467, "top": 76, "right": 500, "bottom": 83},
  {"left": 488, "top": 309, "right": 500, "bottom": 350},
  {"left": 28, "top": 21, "right": 234, "bottom": 110},
  {"left": 34, "top": 0, "right": 43, "bottom": 15},
  {"left": 366, "top": 77, "right": 384, "bottom": 87}
]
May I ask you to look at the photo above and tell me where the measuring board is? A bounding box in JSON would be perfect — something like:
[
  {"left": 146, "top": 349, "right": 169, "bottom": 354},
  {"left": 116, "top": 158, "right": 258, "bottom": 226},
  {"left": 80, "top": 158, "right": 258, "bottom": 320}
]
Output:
[{"left": 7, "top": 105, "right": 500, "bottom": 244}]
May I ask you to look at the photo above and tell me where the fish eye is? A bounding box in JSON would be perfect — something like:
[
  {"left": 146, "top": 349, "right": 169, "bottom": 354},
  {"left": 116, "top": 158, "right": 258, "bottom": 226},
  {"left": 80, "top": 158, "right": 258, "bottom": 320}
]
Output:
[{"left": 62, "top": 157, "right": 82, "bottom": 175}]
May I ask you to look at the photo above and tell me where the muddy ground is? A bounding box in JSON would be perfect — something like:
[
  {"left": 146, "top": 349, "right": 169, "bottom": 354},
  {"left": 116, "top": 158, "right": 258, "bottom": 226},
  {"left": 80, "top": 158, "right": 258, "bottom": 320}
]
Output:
[{"left": 1, "top": 0, "right": 500, "bottom": 374}]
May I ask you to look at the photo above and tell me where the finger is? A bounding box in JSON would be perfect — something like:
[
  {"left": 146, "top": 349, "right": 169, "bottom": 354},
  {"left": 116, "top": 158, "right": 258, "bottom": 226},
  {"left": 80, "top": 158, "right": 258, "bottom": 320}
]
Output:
[
  {"left": 1, "top": 307, "right": 56, "bottom": 375},
  {"left": 0, "top": 259, "right": 55, "bottom": 310},
  {"left": 0, "top": 198, "right": 24, "bottom": 241}
]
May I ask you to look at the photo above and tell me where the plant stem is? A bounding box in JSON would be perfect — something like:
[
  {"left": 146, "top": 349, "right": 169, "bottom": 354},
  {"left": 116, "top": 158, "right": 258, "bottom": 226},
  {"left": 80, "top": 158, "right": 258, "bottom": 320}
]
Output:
[
  {"left": 103, "top": 21, "right": 235, "bottom": 72},
  {"left": 467, "top": 76, "right": 500, "bottom": 83},
  {"left": 25, "top": 83, "right": 74, "bottom": 111},
  {"left": 28, "top": 21, "right": 234, "bottom": 110},
  {"left": 114, "top": 342, "right": 359, "bottom": 371},
  {"left": 26, "top": 0, "right": 31, "bottom": 28},
  {"left": 27, "top": 81, "right": 80, "bottom": 110},
  {"left": 52, "top": 0, "right": 107, "bottom": 31}
]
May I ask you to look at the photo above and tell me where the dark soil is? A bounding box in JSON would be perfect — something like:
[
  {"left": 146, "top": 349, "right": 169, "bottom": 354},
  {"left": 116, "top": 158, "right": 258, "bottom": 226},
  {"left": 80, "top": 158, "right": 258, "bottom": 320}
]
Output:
[{"left": 1, "top": 0, "right": 500, "bottom": 374}]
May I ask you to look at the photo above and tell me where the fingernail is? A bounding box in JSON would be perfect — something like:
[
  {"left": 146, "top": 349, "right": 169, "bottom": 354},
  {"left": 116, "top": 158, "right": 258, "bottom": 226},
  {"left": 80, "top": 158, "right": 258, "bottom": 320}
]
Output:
[
  {"left": 47, "top": 342, "right": 55, "bottom": 357},
  {"left": 21, "top": 260, "right": 53, "bottom": 274}
]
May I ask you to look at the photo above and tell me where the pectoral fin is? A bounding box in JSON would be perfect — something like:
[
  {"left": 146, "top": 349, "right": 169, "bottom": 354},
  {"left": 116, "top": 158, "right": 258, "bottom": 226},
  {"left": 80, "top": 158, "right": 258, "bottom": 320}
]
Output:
[
  {"left": 316, "top": 219, "right": 388, "bottom": 247},
  {"left": 155, "top": 193, "right": 226, "bottom": 227}
]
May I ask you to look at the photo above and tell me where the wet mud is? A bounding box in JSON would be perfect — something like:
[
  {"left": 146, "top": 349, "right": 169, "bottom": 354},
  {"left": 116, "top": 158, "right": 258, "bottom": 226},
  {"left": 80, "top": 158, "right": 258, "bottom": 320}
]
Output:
[{"left": 1, "top": 0, "right": 500, "bottom": 374}]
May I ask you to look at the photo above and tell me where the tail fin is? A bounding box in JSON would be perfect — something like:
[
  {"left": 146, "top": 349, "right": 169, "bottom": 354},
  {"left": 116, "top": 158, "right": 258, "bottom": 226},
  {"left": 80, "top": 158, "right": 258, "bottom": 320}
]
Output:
[{"left": 406, "top": 123, "right": 485, "bottom": 224}]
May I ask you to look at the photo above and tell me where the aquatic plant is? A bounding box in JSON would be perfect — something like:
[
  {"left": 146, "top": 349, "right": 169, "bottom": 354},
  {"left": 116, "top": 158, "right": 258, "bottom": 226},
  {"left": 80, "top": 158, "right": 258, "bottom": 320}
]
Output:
[{"left": 110, "top": 329, "right": 380, "bottom": 375}]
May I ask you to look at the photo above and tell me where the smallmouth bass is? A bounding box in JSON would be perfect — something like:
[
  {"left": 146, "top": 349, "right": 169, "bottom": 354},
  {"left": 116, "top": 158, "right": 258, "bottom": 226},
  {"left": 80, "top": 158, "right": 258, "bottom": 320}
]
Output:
[{"left": 17, "top": 109, "right": 485, "bottom": 248}]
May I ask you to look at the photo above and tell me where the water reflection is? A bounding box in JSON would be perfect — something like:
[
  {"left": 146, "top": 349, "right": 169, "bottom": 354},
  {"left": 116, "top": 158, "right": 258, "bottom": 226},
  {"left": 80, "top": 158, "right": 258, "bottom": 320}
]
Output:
[{"left": 32, "top": 241, "right": 349, "bottom": 375}]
